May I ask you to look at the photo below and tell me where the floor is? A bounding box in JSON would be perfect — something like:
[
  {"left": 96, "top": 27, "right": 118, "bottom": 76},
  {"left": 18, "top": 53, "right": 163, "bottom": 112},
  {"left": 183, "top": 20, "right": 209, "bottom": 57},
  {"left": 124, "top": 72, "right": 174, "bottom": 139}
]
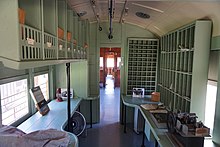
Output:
[{"left": 79, "top": 75, "right": 153, "bottom": 147}]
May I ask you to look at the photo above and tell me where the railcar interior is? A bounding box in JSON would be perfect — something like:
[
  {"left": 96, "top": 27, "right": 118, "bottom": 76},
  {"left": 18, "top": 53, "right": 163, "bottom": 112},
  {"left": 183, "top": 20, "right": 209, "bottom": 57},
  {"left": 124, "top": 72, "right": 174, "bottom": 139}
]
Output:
[{"left": 0, "top": 0, "right": 220, "bottom": 147}]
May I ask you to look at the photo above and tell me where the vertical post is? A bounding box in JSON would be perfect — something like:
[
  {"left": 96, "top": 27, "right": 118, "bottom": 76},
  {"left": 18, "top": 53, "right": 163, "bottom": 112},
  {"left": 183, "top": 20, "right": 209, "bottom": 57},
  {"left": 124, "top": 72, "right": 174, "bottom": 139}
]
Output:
[
  {"left": 141, "top": 120, "right": 145, "bottom": 147},
  {"left": 66, "top": 62, "right": 71, "bottom": 131},
  {"left": 121, "top": 101, "right": 124, "bottom": 125},
  {"left": 124, "top": 105, "right": 127, "bottom": 133},
  {"left": 90, "top": 100, "right": 93, "bottom": 128}
]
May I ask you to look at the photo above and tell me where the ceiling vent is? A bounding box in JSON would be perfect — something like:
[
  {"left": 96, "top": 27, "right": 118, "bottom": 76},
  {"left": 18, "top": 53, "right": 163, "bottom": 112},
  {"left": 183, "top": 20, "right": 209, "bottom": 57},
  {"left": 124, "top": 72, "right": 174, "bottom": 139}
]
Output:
[
  {"left": 136, "top": 12, "right": 150, "bottom": 19},
  {"left": 77, "top": 11, "right": 87, "bottom": 17}
]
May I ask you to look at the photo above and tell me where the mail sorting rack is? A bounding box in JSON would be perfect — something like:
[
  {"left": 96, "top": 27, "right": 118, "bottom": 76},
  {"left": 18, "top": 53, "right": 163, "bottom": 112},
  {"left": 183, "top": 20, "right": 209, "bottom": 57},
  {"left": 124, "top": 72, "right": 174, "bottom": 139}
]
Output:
[
  {"left": 158, "top": 20, "right": 211, "bottom": 114},
  {"left": 127, "top": 38, "right": 159, "bottom": 96}
]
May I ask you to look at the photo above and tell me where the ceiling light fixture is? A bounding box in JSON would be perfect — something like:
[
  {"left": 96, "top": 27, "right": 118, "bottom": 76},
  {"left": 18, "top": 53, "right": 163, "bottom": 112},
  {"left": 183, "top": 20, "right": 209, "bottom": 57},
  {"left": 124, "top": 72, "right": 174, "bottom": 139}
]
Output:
[{"left": 132, "top": 2, "right": 164, "bottom": 13}]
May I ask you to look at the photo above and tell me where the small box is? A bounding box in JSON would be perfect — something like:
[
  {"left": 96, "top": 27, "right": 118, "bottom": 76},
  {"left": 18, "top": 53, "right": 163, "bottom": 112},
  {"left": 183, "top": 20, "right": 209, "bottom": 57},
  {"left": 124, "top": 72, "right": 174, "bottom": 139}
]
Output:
[
  {"left": 195, "top": 127, "right": 210, "bottom": 136},
  {"left": 67, "top": 32, "right": 72, "bottom": 42},
  {"left": 58, "top": 27, "right": 64, "bottom": 39},
  {"left": 18, "top": 8, "right": 25, "bottom": 24},
  {"left": 151, "top": 92, "right": 160, "bottom": 102}
]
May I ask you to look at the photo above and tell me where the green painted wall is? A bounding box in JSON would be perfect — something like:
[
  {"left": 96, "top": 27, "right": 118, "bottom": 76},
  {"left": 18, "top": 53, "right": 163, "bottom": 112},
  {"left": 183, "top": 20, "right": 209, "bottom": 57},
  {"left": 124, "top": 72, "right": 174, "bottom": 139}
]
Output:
[
  {"left": 208, "top": 51, "right": 219, "bottom": 81},
  {"left": 88, "top": 23, "right": 99, "bottom": 96},
  {"left": 55, "top": 61, "right": 91, "bottom": 122},
  {"left": 88, "top": 22, "right": 157, "bottom": 96},
  {"left": 55, "top": 61, "right": 88, "bottom": 97},
  {"left": 211, "top": 36, "right": 220, "bottom": 50}
]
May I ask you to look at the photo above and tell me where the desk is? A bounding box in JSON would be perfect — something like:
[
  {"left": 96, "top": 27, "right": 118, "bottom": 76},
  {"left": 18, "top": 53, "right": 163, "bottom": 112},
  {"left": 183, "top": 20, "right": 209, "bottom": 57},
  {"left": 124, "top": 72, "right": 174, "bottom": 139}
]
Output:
[
  {"left": 122, "top": 95, "right": 159, "bottom": 133},
  {"left": 121, "top": 95, "right": 175, "bottom": 147},
  {"left": 18, "top": 98, "right": 82, "bottom": 146}
]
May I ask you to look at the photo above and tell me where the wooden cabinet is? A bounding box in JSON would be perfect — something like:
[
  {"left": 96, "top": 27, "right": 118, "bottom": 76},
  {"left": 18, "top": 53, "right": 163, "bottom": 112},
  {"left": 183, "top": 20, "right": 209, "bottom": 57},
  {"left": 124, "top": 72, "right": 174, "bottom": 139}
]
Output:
[
  {"left": 126, "top": 38, "right": 159, "bottom": 96},
  {"left": 158, "top": 20, "right": 212, "bottom": 121}
]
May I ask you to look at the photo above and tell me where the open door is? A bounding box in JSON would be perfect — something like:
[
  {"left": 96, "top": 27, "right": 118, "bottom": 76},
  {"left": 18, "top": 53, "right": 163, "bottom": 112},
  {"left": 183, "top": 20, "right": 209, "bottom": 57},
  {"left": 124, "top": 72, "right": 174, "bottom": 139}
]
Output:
[{"left": 99, "top": 48, "right": 121, "bottom": 88}]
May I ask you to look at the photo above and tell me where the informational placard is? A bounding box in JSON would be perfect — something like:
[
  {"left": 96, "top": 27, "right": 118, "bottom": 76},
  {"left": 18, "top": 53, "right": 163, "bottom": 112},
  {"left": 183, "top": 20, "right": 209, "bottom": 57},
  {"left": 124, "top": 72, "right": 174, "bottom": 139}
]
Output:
[{"left": 30, "top": 86, "right": 50, "bottom": 116}]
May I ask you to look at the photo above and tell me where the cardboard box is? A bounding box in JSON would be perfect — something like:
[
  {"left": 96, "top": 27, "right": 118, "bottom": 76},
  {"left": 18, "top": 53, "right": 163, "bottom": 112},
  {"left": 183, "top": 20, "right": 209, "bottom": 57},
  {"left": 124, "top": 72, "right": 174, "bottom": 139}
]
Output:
[
  {"left": 18, "top": 8, "right": 25, "bottom": 24},
  {"left": 58, "top": 27, "right": 64, "bottom": 39},
  {"left": 67, "top": 32, "right": 72, "bottom": 42},
  {"left": 151, "top": 92, "right": 160, "bottom": 102},
  {"left": 195, "top": 127, "right": 210, "bottom": 136}
]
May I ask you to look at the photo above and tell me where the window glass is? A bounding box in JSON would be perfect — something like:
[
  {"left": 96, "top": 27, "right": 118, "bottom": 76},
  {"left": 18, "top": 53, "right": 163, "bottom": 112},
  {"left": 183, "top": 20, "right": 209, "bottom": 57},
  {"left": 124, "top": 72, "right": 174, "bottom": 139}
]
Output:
[
  {"left": 117, "top": 57, "right": 121, "bottom": 68},
  {"left": 100, "top": 57, "right": 103, "bottom": 68},
  {"left": 0, "top": 79, "right": 29, "bottom": 125},
  {"left": 34, "top": 73, "right": 49, "bottom": 101},
  {"left": 107, "top": 58, "right": 114, "bottom": 68},
  {"left": 205, "top": 81, "right": 217, "bottom": 136}
]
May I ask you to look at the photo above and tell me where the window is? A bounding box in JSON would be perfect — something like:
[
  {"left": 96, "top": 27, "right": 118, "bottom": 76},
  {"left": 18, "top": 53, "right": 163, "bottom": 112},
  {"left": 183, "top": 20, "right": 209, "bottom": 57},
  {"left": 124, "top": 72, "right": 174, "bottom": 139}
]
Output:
[
  {"left": 34, "top": 73, "right": 49, "bottom": 101},
  {"left": 0, "top": 79, "right": 29, "bottom": 125},
  {"left": 205, "top": 80, "right": 217, "bottom": 136},
  {"left": 107, "top": 58, "right": 114, "bottom": 68},
  {"left": 117, "top": 57, "right": 121, "bottom": 68},
  {"left": 100, "top": 57, "right": 103, "bottom": 68}
]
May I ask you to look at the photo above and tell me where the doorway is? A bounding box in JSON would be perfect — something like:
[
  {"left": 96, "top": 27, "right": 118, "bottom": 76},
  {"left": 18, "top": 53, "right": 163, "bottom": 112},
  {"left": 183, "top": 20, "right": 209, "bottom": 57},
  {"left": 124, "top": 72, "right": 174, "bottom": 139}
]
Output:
[
  {"left": 99, "top": 47, "right": 121, "bottom": 125},
  {"left": 99, "top": 48, "right": 121, "bottom": 88}
]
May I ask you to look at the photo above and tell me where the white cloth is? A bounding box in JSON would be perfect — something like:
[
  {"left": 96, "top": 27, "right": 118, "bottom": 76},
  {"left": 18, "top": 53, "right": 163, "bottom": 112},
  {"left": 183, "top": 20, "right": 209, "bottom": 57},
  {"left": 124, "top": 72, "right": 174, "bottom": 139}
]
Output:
[{"left": 0, "top": 125, "right": 70, "bottom": 147}]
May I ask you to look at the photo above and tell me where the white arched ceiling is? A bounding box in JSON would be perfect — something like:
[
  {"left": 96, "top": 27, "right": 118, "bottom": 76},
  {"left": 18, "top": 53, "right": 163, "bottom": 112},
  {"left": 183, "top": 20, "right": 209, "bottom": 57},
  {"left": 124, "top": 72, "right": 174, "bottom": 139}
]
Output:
[{"left": 68, "top": 0, "right": 220, "bottom": 36}]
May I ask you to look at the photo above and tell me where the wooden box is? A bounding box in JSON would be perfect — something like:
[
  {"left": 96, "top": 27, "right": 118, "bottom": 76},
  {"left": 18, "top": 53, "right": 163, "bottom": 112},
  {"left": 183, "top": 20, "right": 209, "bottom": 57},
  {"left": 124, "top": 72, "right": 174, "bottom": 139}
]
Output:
[
  {"left": 67, "top": 32, "right": 71, "bottom": 42},
  {"left": 18, "top": 8, "right": 25, "bottom": 24},
  {"left": 58, "top": 27, "right": 64, "bottom": 39},
  {"left": 151, "top": 92, "right": 160, "bottom": 102}
]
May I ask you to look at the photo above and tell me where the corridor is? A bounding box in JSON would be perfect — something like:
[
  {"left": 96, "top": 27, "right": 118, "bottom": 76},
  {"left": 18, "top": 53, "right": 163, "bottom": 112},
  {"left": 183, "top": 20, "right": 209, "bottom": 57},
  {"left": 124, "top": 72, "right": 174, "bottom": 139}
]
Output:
[{"left": 79, "top": 76, "right": 153, "bottom": 147}]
